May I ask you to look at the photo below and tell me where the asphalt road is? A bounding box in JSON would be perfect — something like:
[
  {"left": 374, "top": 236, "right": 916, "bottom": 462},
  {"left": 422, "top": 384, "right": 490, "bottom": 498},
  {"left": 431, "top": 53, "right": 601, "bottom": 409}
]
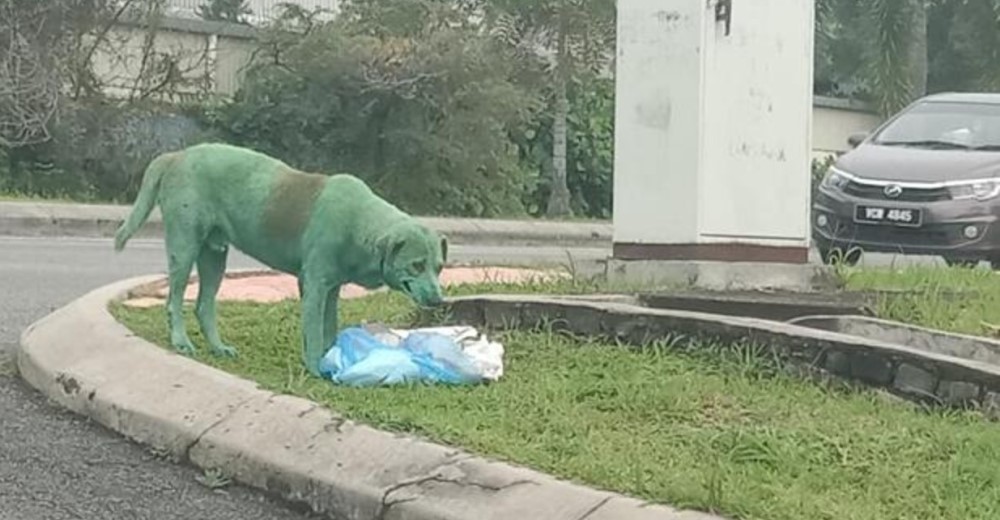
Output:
[{"left": 0, "top": 236, "right": 608, "bottom": 520}]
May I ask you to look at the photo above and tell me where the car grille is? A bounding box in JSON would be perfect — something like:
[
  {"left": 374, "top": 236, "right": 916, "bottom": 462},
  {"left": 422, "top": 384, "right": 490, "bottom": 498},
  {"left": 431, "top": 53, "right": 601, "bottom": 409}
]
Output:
[{"left": 842, "top": 181, "right": 952, "bottom": 202}]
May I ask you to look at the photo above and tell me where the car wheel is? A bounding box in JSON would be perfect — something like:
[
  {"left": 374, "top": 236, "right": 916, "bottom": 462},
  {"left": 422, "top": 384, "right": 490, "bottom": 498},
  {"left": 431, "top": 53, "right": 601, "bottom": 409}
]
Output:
[
  {"left": 944, "top": 258, "right": 980, "bottom": 268},
  {"left": 820, "top": 246, "right": 861, "bottom": 266}
]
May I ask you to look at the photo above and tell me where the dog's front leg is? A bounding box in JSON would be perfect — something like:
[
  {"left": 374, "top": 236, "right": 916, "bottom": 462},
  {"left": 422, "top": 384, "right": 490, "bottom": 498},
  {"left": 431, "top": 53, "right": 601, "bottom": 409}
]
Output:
[
  {"left": 323, "top": 287, "right": 341, "bottom": 354},
  {"left": 299, "top": 276, "right": 334, "bottom": 377}
]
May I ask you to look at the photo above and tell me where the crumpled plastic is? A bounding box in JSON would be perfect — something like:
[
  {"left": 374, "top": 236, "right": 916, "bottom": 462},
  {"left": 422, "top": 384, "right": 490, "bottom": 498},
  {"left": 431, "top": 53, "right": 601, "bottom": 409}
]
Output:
[{"left": 317, "top": 324, "right": 504, "bottom": 387}]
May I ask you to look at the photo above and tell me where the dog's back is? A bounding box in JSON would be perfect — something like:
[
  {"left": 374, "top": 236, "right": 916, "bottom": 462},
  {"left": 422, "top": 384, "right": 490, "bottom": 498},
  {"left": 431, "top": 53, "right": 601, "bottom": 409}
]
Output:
[{"left": 117, "top": 142, "right": 411, "bottom": 275}]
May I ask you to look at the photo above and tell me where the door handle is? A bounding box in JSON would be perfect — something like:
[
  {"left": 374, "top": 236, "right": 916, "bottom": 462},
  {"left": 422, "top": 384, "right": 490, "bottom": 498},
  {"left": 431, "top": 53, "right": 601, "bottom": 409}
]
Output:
[{"left": 715, "top": 0, "right": 732, "bottom": 36}]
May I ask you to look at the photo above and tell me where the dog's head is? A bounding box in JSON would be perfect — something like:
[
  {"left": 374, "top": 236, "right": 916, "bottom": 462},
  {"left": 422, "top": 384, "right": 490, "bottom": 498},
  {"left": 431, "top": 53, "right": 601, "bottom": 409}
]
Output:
[{"left": 377, "top": 221, "right": 448, "bottom": 308}]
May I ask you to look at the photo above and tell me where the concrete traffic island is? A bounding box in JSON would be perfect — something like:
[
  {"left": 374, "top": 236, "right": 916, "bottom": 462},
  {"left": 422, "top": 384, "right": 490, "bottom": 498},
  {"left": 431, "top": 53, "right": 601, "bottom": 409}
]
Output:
[
  {"left": 16, "top": 269, "right": 720, "bottom": 520},
  {"left": 17, "top": 268, "right": 1000, "bottom": 520}
]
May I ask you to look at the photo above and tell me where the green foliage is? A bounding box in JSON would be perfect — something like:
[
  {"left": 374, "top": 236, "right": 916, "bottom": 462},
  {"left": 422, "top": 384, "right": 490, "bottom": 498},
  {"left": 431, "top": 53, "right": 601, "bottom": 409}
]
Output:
[
  {"left": 816, "top": 0, "right": 1000, "bottom": 115},
  {"left": 814, "top": 0, "right": 871, "bottom": 99},
  {"left": 196, "top": 0, "right": 253, "bottom": 24},
  {"left": 517, "top": 76, "right": 614, "bottom": 218},
  {"left": 947, "top": 0, "right": 1000, "bottom": 90},
  {"left": 338, "top": 0, "right": 483, "bottom": 37},
  {"left": 3, "top": 100, "right": 219, "bottom": 202},
  {"left": 810, "top": 153, "right": 837, "bottom": 202},
  {"left": 0, "top": 0, "right": 225, "bottom": 201},
  {"left": 481, "top": 0, "right": 616, "bottom": 217},
  {"left": 215, "top": 8, "right": 543, "bottom": 217},
  {"left": 866, "top": 0, "right": 919, "bottom": 116}
]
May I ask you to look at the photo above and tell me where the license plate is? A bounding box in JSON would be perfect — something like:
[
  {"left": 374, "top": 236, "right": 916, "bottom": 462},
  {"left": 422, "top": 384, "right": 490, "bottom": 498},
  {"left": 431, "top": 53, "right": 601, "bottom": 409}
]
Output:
[{"left": 854, "top": 205, "right": 922, "bottom": 226}]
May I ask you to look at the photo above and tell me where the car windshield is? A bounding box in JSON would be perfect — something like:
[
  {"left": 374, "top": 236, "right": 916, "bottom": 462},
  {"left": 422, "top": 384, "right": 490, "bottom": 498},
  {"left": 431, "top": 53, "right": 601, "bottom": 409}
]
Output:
[{"left": 873, "top": 100, "right": 1000, "bottom": 150}]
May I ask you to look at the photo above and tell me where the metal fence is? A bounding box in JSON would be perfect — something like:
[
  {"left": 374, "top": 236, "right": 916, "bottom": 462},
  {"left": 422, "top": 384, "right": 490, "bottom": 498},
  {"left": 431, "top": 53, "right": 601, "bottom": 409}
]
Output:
[{"left": 164, "top": 0, "right": 340, "bottom": 23}]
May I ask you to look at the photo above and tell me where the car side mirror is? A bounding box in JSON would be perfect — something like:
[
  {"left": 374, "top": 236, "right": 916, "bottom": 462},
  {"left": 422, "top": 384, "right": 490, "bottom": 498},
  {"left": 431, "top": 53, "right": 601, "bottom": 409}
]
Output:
[{"left": 847, "top": 132, "right": 868, "bottom": 148}]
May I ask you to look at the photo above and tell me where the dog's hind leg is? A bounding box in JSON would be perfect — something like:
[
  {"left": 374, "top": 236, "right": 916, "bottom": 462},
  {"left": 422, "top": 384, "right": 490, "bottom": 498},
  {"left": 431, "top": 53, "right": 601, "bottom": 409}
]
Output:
[
  {"left": 195, "top": 235, "right": 237, "bottom": 358},
  {"left": 165, "top": 226, "right": 200, "bottom": 356}
]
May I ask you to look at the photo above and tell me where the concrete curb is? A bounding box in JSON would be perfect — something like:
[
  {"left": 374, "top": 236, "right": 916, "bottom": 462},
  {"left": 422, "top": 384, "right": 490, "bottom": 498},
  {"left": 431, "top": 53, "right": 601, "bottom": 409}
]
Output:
[
  {"left": 16, "top": 275, "right": 720, "bottom": 520},
  {"left": 445, "top": 295, "right": 1000, "bottom": 414},
  {"left": 0, "top": 201, "right": 612, "bottom": 248}
]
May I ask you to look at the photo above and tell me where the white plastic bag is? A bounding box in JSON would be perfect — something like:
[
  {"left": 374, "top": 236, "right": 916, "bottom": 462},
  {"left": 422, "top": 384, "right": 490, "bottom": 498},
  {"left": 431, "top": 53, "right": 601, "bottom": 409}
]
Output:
[{"left": 377, "top": 326, "right": 505, "bottom": 382}]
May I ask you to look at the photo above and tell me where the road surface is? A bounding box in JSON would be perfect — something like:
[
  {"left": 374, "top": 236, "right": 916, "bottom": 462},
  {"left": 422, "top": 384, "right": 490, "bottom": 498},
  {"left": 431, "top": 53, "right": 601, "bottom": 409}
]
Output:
[{"left": 0, "top": 236, "right": 608, "bottom": 520}]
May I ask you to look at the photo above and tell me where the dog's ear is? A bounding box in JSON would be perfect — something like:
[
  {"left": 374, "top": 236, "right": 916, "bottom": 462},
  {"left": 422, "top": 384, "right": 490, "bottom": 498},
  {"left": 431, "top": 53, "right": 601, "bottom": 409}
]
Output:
[
  {"left": 378, "top": 233, "right": 406, "bottom": 277},
  {"left": 440, "top": 235, "right": 448, "bottom": 264},
  {"left": 387, "top": 237, "right": 405, "bottom": 262}
]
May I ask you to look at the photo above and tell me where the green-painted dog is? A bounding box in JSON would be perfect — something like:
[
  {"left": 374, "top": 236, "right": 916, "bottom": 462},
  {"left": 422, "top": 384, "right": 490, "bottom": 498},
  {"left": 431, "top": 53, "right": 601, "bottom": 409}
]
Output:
[{"left": 114, "top": 143, "right": 447, "bottom": 376}]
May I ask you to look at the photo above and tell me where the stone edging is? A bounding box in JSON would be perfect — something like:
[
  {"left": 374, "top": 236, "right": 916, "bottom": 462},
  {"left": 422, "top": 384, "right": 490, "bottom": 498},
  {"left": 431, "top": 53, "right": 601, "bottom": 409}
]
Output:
[
  {"left": 16, "top": 275, "right": 718, "bottom": 520},
  {"left": 444, "top": 295, "right": 1000, "bottom": 416}
]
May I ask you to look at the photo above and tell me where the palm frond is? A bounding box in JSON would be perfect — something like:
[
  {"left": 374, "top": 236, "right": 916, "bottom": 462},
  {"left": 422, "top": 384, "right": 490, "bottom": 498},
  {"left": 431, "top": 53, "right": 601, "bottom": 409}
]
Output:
[{"left": 866, "top": 0, "right": 917, "bottom": 116}]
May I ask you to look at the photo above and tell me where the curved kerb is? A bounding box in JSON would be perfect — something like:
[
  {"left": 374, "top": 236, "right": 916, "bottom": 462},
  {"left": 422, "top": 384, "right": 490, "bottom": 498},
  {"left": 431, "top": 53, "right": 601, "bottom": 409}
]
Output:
[
  {"left": 16, "top": 275, "right": 718, "bottom": 520},
  {"left": 444, "top": 295, "right": 1000, "bottom": 416}
]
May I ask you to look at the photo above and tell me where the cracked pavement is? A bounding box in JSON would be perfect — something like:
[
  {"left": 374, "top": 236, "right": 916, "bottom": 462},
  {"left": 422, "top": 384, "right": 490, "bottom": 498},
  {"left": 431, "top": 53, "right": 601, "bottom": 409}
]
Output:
[{"left": 0, "top": 236, "right": 606, "bottom": 520}]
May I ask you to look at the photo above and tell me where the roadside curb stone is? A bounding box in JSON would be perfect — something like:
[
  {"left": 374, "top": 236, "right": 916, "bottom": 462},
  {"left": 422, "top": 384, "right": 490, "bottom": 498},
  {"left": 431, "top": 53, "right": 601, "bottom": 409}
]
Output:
[
  {"left": 892, "top": 363, "right": 938, "bottom": 398},
  {"left": 16, "top": 275, "right": 720, "bottom": 520},
  {"left": 444, "top": 295, "right": 1000, "bottom": 415}
]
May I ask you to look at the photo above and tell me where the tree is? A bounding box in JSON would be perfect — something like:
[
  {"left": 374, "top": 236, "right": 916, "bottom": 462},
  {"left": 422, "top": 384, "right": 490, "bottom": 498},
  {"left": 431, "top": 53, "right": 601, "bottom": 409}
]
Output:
[
  {"left": 197, "top": 0, "right": 253, "bottom": 24},
  {"left": 218, "top": 4, "right": 542, "bottom": 217},
  {"left": 483, "top": 0, "right": 616, "bottom": 218},
  {"left": 0, "top": 0, "right": 119, "bottom": 147},
  {"left": 866, "top": 0, "right": 926, "bottom": 116},
  {"left": 0, "top": 2, "right": 62, "bottom": 147},
  {"left": 1, "top": 0, "right": 218, "bottom": 199},
  {"left": 947, "top": 0, "right": 1000, "bottom": 90},
  {"left": 816, "top": 0, "right": 1000, "bottom": 117}
]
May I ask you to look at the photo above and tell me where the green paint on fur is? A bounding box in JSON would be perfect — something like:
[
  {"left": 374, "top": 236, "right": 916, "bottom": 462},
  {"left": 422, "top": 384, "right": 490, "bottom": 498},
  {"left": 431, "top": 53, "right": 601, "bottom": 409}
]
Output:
[{"left": 113, "top": 142, "right": 448, "bottom": 376}]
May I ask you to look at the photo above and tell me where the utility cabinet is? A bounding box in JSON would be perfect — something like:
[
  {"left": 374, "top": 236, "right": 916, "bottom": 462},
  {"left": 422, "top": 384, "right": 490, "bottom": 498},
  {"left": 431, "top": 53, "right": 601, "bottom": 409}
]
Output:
[{"left": 612, "top": 0, "right": 814, "bottom": 263}]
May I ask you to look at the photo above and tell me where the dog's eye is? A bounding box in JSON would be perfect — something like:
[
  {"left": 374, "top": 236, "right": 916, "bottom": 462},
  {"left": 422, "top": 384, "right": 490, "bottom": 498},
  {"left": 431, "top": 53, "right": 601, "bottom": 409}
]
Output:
[{"left": 412, "top": 261, "right": 426, "bottom": 272}]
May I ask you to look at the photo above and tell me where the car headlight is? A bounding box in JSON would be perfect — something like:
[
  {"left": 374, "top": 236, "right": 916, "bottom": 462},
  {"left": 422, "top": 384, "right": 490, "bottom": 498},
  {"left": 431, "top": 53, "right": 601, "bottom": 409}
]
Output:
[
  {"left": 820, "top": 169, "right": 850, "bottom": 191},
  {"left": 949, "top": 180, "right": 1000, "bottom": 201}
]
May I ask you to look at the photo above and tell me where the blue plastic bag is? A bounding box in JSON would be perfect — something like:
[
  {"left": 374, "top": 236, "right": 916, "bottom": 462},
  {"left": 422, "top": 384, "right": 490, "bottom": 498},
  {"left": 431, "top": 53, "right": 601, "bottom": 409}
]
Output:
[{"left": 318, "top": 326, "right": 485, "bottom": 387}]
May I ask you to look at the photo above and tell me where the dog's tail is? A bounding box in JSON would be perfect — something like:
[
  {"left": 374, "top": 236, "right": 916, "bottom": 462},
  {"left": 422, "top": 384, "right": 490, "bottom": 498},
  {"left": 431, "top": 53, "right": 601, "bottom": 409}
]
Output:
[{"left": 114, "top": 152, "right": 176, "bottom": 252}]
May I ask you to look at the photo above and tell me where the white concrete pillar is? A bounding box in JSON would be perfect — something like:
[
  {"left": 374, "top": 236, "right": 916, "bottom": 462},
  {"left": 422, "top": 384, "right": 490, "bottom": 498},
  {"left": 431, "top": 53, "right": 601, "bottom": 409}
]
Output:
[{"left": 612, "top": 0, "right": 814, "bottom": 265}]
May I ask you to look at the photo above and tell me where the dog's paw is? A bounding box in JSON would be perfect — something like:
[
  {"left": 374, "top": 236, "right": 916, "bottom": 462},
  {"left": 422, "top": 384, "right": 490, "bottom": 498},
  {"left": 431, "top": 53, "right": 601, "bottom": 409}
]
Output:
[
  {"left": 172, "top": 341, "right": 197, "bottom": 356},
  {"left": 302, "top": 359, "right": 323, "bottom": 378},
  {"left": 211, "top": 344, "right": 239, "bottom": 358}
]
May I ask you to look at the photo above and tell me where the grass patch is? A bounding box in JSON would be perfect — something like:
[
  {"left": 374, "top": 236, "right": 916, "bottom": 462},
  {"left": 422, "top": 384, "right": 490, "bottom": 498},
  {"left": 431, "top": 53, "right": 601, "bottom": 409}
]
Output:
[
  {"left": 113, "top": 271, "right": 1000, "bottom": 520},
  {"left": 843, "top": 264, "right": 1000, "bottom": 337}
]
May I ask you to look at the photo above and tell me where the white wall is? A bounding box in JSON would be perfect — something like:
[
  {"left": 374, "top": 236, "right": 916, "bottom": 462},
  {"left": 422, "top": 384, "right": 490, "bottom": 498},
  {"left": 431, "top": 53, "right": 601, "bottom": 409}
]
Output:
[
  {"left": 93, "top": 16, "right": 256, "bottom": 101},
  {"left": 812, "top": 96, "right": 882, "bottom": 160}
]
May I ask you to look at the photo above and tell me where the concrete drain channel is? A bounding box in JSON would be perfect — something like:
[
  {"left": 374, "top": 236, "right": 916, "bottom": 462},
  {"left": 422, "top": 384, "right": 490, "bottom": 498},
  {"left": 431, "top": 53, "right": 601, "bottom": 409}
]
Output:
[{"left": 443, "top": 291, "right": 1000, "bottom": 418}]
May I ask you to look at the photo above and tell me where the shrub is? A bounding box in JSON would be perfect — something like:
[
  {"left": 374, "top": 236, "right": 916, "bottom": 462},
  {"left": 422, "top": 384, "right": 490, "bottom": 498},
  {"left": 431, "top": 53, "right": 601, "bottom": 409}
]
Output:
[{"left": 215, "top": 17, "right": 543, "bottom": 217}]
